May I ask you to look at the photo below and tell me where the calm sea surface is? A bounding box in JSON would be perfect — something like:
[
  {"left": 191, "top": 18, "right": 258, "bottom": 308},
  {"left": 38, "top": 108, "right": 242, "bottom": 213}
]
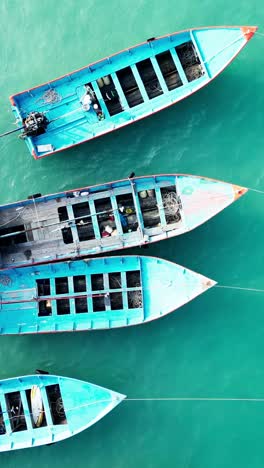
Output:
[{"left": 0, "top": 1, "right": 263, "bottom": 467}]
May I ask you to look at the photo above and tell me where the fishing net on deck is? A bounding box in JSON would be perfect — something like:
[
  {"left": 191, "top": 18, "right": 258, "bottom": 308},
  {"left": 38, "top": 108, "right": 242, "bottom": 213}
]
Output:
[
  {"left": 162, "top": 191, "right": 180, "bottom": 215},
  {"left": 129, "top": 290, "right": 143, "bottom": 309},
  {"left": 37, "top": 89, "right": 62, "bottom": 104},
  {"left": 56, "top": 398, "right": 64, "bottom": 416}
]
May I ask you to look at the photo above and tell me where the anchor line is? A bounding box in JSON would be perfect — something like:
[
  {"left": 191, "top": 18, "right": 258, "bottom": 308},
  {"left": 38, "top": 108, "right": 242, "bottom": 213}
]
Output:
[{"left": 215, "top": 285, "right": 264, "bottom": 293}]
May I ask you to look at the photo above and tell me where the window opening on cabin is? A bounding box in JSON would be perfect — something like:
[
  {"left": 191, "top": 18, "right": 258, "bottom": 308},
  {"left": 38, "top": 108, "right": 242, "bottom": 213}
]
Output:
[
  {"left": 136, "top": 59, "right": 163, "bottom": 99},
  {"left": 83, "top": 82, "right": 105, "bottom": 121},
  {"left": 155, "top": 51, "right": 183, "bottom": 91},
  {"left": 94, "top": 197, "right": 117, "bottom": 238},
  {"left": 116, "top": 193, "right": 138, "bottom": 233},
  {"left": 110, "top": 292, "right": 123, "bottom": 310},
  {"left": 73, "top": 275, "right": 88, "bottom": 313},
  {"left": 116, "top": 67, "right": 144, "bottom": 107},
  {"left": 109, "top": 272, "right": 122, "bottom": 289},
  {"left": 55, "top": 277, "right": 69, "bottom": 295},
  {"left": 75, "top": 297, "right": 88, "bottom": 313},
  {"left": 5, "top": 392, "right": 27, "bottom": 432},
  {"left": 175, "top": 42, "right": 204, "bottom": 82},
  {"left": 0, "top": 404, "right": 6, "bottom": 435},
  {"left": 91, "top": 274, "right": 104, "bottom": 291},
  {"left": 138, "top": 189, "right": 161, "bottom": 229},
  {"left": 93, "top": 295, "right": 106, "bottom": 312},
  {"left": 160, "top": 186, "right": 182, "bottom": 225},
  {"left": 26, "top": 388, "right": 47, "bottom": 428},
  {"left": 58, "top": 206, "right": 73, "bottom": 245},
  {"left": 37, "top": 278, "right": 51, "bottom": 296},
  {"left": 57, "top": 299, "right": 70, "bottom": 315},
  {"left": 128, "top": 290, "right": 142, "bottom": 309},
  {"left": 96, "top": 75, "right": 123, "bottom": 116},
  {"left": 46, "top": 384, "right": 67, "bottom": 425},
  {"left": 73, "top": 275, "right": 86, "bottom": 293},
  {"left": 89, "top": 270, "right": 143, "bottom": 312},
  {"left": 38, "top": 300, "right": 52, "bottom": 317},
  {"left": 127, "top": 270, "right": 142, "bottom": 309},
  {"left": 126, "top": 270, "right": 141, "bottom": 288},
  {"left": 72, "top": 202, "right": 95, "bottom": 242},
  {"left": 0, "top": 224, "right": 27, "bottom": 247}
]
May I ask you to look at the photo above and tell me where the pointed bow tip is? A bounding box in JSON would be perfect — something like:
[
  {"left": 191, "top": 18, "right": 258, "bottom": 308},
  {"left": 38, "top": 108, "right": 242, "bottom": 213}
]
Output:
[
  {"left": 241, "top": 26, "right": 258, "bottom": 41},
  {"left": 202, "top": 278, "right": 217, "bottom": 290},
  {"left": 233, "top": 185, "right": 248, "bottom": 201},
  {"left": 114, "top": 393, "right": 127, "bottom": 402}
]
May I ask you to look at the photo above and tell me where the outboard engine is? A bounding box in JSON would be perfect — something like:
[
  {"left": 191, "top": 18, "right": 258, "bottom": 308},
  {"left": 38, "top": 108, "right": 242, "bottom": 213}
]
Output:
[{"left": 21, "top": 112, "right": 49, "bottom": 138}]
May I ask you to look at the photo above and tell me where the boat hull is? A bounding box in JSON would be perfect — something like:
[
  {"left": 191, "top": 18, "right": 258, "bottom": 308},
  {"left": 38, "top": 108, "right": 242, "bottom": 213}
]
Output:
[
  {"left": 9, "top": 26, "right": 257, "bottom": 159},
  {"left": 0, "top": 374, "right": 125, "bottom": 452},
  {"left": 0, "top": 174, "right": 247, "bottom": 270},
  {"left": 0, "top": 255, "right": 216, "bottom": 335}
]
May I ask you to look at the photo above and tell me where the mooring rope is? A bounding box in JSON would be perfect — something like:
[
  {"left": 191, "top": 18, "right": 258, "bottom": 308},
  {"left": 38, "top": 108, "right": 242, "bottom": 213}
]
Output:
[
  {"left": 125, "top": 397, "right": 264, "bottom": 402},
  {"left": 215, "top": 285, "right": 264, "bottom": 293},
  {"left": 248, "top": 187, "right": 264, "bottom": 195}
]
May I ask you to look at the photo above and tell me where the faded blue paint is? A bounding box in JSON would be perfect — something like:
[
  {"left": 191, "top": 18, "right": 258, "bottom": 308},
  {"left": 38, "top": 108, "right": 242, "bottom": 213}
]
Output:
[
  {"left": 10, "top": 27, "right": 251, "bottom": 158},
  {"left": 0, "top": 374, "right": 125, "bottom": 452},
  {"left": 0, "top": 256, "right": 216, "bottom": 335},
  {"left": 0, "top": 174, "right": 246, "bottom": 269}
]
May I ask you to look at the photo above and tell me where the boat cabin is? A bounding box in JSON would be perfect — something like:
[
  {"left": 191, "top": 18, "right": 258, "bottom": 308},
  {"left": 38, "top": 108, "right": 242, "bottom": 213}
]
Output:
[
  {"left": 0, "top": 383, "right": 66, "bottom": 437},
  {"left": 0, "top": 175, "right": 183, "bottom": 268}
]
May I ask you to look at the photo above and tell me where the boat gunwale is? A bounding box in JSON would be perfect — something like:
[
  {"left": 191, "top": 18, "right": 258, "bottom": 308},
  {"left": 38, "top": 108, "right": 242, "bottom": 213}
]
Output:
[
  {"left": 9, "top": 25, "right": 255, "bottom": 101},
  {"left": 0, "top": 173, "right": 246, "bottom": 208}
]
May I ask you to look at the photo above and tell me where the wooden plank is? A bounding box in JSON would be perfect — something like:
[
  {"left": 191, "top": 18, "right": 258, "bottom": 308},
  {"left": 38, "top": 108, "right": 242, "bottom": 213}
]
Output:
[
  {"left": 169, "top": 48, "right": 188, "bottom": 85},
  {"left": 19, "top": 389, "right": 32, "bottom": 430},
  {"left": 87, "top": 199, "right": 101, "bottom": 240},
  {"left": 128, "top": 178, "right": 145, "bottom": 240},
  {"left": 0, "top": 393, "right": 12, "bottom": 434},
  {"left": 66, "top": 205, "right": 79, "bottom": 243},
  {"left": 91, "top": 80, "right": 110, "bottom": 118},
  {"left": 120, "top": 271, "right": 128, "bottom": 310},
  {"left": 154, "top": 187, "right": 167, "bottom": 228},
  {"left": 86, "top": 271, "right": 93, "bottom": 313},
  {"left": 39, "top": 387, "right": 53, "bottom": 427},
  {"left": 150, "top": 57, "right": 168, "bottom": 94},
  {"left": 103, "top": 273, "right": 111, "bottom": 311},
  {"left": 109, "top": 194, "right": 123, "bottom": 236},
  {"left": 111, "top": 72, "right": 129, "bottom": 110},
  {"left": 190, "top": 30, "right": 210, "bottom": 79},
  {"left": 130, "top": 64, "right": 149, "bottom": 102}
]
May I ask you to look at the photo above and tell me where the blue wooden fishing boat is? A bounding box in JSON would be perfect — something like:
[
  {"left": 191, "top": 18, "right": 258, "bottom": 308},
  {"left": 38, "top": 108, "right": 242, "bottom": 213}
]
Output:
[
  {"left": 9, "top": 25, "right": 256, "bottom": 159},
  {"left": 0, "top": 174, "right": 247, "bottom": 270},
  {"left": 0, "top": 373, "right": 125, "bottom": 452},
  {"left": 0, "top": 255, "right": 216, "bottom": 335}
]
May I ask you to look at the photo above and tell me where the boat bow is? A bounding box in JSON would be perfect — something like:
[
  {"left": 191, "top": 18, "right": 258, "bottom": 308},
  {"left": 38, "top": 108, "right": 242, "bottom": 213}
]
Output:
[
  {"left": 177, "top": 175, "right": 247, "bottom": 232},
  {"left": 192, "top": 25, "right": 257, "bottom": 79}
]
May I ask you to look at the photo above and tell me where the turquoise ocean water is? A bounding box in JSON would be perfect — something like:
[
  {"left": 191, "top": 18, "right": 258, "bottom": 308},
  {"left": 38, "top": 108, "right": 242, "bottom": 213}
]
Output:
[{"left": 0, "top": 1, "right": 264, "bottom": 466}]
